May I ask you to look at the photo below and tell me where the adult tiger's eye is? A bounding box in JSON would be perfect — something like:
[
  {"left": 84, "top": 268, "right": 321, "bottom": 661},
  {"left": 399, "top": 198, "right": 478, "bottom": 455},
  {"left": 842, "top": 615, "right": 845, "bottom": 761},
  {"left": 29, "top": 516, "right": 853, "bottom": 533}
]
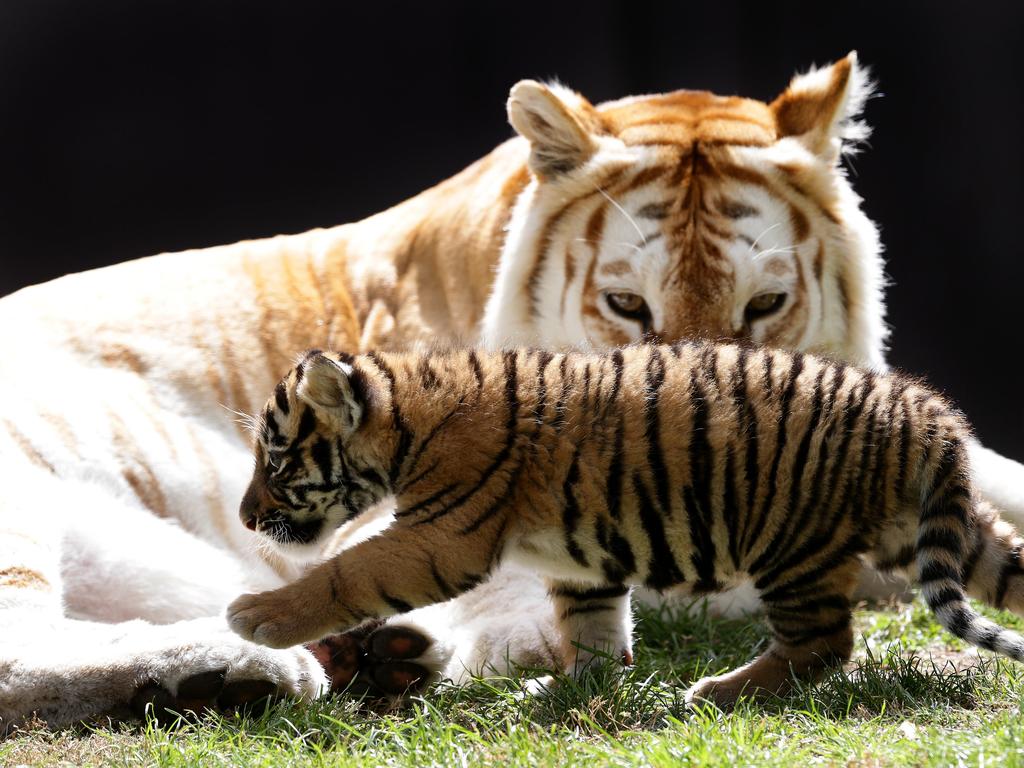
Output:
[
  {"left": 604, "top": 291, "right": 651, "bottom": 322},
  {"left": 744, "top": 292, "right": 788, "bottom": 322}
]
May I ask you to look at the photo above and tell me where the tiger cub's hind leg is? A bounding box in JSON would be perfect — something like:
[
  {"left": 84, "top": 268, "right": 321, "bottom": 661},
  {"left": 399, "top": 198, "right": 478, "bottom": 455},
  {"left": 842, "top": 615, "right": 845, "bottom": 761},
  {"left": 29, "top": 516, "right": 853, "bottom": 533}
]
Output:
[
  {"left": 547, "top": 581, "right": 634, "bottom": 673},
  {"left": 961, "top": 500, "right": 1024, "bottom": 614},
  {"left": 685, "top": 559, "right": 860, "bottom": 709}
]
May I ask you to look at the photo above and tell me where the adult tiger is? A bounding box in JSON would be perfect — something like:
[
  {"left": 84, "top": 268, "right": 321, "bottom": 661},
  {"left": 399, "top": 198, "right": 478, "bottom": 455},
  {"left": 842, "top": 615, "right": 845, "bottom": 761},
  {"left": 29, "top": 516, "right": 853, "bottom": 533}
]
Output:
[{"left": 1, "top": 53, "right": 1021, "bottom": 728}]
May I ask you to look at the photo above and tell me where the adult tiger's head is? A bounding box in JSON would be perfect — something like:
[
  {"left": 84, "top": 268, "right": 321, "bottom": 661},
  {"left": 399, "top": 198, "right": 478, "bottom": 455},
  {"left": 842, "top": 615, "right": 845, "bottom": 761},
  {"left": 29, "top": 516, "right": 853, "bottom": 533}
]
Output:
[
  {"left": 482, "top": 52, "right": 884, "bottom": 367},
  {"left": 240, "top": 350, "right": 391, "bottom": 557}
]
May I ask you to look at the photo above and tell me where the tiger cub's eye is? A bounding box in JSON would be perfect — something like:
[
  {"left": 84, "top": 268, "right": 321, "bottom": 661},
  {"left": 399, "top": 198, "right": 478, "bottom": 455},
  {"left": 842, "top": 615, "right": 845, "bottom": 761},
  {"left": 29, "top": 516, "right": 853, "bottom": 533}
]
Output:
[
  {"left": 604, "top": 291, "right": 651, "bottom": 322},
  {"left": 744, "top": 292, "right": 788, "bottom": 322}
]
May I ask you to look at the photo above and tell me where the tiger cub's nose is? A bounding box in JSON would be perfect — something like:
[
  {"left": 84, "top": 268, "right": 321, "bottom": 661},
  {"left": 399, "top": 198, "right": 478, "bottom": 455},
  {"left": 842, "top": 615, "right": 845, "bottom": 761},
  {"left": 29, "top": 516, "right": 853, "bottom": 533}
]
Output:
[{"left": 239, "top": 479, "right": 265, "bottom": 532}]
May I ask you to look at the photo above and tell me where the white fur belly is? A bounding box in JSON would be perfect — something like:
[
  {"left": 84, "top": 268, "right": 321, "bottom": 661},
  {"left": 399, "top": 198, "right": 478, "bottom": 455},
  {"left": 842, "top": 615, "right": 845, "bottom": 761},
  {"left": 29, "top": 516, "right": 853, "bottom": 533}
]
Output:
[{"left": 633, "top": 579, "right": 763, "bottom": 619}]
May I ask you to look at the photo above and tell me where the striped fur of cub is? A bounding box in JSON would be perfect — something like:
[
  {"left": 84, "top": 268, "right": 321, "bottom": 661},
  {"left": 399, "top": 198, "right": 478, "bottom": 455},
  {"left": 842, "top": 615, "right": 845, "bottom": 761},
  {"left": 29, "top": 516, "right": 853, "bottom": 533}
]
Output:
[{"left": 228, "top": 343, "right": 1024, "bottom": 707}]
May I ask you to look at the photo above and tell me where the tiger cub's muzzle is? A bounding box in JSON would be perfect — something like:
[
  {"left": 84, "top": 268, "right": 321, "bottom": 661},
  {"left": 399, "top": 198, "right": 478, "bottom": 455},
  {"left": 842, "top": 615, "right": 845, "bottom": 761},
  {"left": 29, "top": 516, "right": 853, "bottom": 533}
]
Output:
[
  {"left": 239, "top": 475, "right": 281, "bottom": 532},
  {"left": 239, "top": 476, "right": 326, "bottom": 545}
]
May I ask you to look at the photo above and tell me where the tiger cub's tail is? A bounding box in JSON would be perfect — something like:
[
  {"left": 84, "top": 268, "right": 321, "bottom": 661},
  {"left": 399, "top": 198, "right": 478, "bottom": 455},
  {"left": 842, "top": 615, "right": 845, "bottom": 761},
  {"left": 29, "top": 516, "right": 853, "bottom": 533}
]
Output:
[{"left": 916, "top": 417, "right": 1024, "bottom": 661}]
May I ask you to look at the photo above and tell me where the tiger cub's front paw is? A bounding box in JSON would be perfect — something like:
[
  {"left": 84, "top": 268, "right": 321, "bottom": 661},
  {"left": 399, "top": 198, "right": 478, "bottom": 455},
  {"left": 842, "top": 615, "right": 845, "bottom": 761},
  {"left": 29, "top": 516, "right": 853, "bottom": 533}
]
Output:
[{"left": 227, "top": 590, "right": 321, "bottom": 649}]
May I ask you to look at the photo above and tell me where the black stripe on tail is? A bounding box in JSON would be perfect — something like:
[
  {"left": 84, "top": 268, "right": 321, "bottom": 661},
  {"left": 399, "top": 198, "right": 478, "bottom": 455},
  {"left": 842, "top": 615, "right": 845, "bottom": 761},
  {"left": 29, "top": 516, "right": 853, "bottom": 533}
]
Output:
[{"left": 917, "top": 432, "right": 1024, "bottom": 662}]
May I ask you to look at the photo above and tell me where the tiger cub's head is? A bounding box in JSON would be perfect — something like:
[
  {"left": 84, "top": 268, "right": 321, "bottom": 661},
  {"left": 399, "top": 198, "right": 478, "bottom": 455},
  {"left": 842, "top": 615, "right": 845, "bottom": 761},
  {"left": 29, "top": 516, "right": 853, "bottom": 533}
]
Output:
[
  {"left": 240, "top": 350, "right": 390, "bottom": 558},
  {"left": 483, "top": 52, "right": 884, "bottom": 367}
]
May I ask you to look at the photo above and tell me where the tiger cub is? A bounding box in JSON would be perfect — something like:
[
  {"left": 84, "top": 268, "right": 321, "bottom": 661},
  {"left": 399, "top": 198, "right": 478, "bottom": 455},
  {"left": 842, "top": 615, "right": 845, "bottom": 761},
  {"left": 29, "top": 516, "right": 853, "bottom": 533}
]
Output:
[{"left": 227, "top": 344, "right": 1024, "bottom": 707}]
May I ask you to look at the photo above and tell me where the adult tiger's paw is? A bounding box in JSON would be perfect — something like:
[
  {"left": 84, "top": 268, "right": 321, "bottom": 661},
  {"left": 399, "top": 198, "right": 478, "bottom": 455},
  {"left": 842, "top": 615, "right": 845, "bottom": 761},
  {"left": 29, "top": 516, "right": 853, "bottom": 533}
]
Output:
[
  {"left": 127, "top": 618, "right": 328, "bottom": 725},
  {"left": 227, "top": 590, "right": 319, "bottom": 649},
  {"left": 132, "top": 668, "right": 287, "bottom": 725}
]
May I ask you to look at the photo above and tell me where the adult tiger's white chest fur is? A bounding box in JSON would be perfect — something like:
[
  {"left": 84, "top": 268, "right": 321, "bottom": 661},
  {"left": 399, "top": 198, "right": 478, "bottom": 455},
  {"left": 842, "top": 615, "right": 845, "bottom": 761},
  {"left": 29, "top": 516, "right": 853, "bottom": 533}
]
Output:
[{"left": 2, "top": 53, "right": 1022, "bottom": 729}]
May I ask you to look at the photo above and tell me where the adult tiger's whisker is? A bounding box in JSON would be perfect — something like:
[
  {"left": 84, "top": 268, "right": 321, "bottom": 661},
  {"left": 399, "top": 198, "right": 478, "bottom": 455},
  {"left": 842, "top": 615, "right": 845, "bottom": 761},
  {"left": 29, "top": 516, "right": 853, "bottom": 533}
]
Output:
[
  {"left": 594, "top": 184, "right": 647, "bottom": 246},
  {"left": 746, "top": 222, "right": 783, "bottom": 255},
  {"left": 751, "top": 244, "right": 799, "bottom": 262}
]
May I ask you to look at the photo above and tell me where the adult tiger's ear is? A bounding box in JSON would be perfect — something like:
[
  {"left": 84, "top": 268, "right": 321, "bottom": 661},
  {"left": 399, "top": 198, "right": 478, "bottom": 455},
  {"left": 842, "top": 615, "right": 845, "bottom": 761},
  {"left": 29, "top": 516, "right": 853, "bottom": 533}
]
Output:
[
  {"left": 770, "top": 51, "right": 874, "bottom": 163},
  {"left": 296, "top": 351, "right": 366, "bottom": 436},
  {"left": 507, "top": 80, "right": 598, "bottom": 179}
]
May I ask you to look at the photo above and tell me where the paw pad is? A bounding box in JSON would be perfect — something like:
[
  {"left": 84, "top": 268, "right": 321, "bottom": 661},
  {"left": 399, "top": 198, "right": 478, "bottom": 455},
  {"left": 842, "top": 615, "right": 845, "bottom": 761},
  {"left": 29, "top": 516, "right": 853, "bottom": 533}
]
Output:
[
  {"left": 306, "top": 622, "right": 433, "bottom": 699},
  {"left": 129, "top": 668, "right": 283, "bottom": 725}
]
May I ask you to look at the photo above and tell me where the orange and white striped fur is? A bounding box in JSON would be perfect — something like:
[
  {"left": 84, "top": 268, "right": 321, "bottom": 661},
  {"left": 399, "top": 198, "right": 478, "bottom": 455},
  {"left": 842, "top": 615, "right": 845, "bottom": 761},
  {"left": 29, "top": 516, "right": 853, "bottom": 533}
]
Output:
[
  {"left": 228, "top": 345, "right": 1024, "bottom": 708},
  {"left": 3, "top": 53, "right": 1023, "bottom": 728}
]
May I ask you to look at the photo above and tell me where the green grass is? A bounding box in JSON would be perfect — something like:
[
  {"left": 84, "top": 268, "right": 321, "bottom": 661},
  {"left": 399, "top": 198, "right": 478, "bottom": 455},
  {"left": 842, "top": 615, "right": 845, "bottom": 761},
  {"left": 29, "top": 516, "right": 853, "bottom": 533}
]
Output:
[{"left": 5, "top": 599, "right": 1024, "bottom": 767}]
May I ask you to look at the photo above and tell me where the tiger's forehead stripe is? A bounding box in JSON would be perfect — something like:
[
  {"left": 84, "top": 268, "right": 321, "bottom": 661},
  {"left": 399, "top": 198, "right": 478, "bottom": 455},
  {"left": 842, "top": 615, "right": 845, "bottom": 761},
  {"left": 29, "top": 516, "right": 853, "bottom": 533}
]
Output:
[
  {"left": 599, "top": 260, "right": 633, "bottom": 277},
  {"left": 716, "top": 197, "right": 760, "bottom": 220},
  {"left": 600, "top": 91, "right": 778, "bottom": 148},
  {"left": 273, "top": 379, "right": 290, "bottom": 415},
  {"left": 260, "top": 365, "right": 308, "bottom": 452}
]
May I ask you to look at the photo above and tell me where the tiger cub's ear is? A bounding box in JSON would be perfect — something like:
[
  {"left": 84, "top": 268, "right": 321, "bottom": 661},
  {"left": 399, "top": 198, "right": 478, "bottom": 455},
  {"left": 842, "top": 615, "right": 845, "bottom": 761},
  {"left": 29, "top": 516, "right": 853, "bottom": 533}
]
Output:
[
  {"left": 296, "top": 352, "right": 365, "bottom": 436},
  {"left": 770, "top": 51, "right": 873, "bottom": 162},
  {"left": 507, "top": 80, "right": 598, "bottom": 179}
]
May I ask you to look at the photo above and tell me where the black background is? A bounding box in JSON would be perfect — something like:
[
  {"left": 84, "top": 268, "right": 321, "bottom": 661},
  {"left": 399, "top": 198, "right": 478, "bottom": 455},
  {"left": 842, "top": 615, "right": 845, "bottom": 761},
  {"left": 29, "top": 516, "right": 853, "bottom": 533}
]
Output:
[{"left": 1, "top": 1, "right": 1021, "bottom": 460}]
